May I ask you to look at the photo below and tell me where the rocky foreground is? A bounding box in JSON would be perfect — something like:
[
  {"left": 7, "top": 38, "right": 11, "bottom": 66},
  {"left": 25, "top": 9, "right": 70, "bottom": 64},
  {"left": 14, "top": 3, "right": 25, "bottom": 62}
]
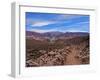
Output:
[{"left": 26, "top": 44, "right": 89, "bottom": 67}]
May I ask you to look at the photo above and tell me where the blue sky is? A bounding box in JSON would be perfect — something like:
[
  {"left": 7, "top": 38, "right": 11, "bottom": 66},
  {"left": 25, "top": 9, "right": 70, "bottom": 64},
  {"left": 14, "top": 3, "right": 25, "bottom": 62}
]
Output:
[{"left": 26, "top": 12, "right": 89, "bottom": 33}]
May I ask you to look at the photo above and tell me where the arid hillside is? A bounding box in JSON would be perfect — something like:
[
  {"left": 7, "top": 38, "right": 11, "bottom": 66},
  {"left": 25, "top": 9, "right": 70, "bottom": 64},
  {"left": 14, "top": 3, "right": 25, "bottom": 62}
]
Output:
[{"left": 26, "top": 31, "right": 89, "bottom": 67}]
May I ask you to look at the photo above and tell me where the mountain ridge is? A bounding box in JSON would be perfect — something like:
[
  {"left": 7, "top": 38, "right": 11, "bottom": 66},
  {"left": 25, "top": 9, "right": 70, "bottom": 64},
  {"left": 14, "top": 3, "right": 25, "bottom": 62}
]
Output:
[{"left": 26, "top": 31, "right": 89, "bottom": 39}]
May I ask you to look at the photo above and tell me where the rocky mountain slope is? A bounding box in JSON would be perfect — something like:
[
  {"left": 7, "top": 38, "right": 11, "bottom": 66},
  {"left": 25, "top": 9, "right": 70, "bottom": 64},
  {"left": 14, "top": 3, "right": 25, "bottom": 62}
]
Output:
[{"left": 26, "top": 32, "right": 89, "bottom": 67}]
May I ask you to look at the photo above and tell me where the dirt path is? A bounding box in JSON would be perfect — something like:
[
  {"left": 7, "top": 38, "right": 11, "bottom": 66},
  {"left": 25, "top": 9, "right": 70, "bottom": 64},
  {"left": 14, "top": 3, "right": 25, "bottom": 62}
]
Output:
[{"left": 66, "top": 46, "right": 81, "bottom": 65}]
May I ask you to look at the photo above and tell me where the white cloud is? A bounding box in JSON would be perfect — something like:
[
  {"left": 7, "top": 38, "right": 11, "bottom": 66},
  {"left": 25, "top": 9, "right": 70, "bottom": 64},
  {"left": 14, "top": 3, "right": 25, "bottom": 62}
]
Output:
[
  {"left": 26, "top": 18, "right": 57, "bottom": 27},
  {"left": 31, "top": 21, "right": 56, "bottom": 27},
  {"left": 28, "top": 29, "right": 58, "bottom": 33}
]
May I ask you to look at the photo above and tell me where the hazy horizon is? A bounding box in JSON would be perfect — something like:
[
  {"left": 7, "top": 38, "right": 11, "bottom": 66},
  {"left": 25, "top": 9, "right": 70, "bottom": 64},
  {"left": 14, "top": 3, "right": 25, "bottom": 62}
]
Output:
[{"left": 26, "top": 30, "right": 89, "bottom": 34}]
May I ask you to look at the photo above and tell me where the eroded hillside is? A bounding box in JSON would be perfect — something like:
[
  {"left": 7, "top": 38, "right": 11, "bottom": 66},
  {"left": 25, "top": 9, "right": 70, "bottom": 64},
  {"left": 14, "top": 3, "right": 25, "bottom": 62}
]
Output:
[{"left": 26, "top": 33, "right": 89, "bottom": 67}]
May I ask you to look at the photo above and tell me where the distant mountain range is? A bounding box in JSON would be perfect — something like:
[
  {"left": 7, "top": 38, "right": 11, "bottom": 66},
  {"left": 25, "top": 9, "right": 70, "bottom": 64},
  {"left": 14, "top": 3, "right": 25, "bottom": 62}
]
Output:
[{"left": 26, "top": 31, "right": 89, "bottom": 40}]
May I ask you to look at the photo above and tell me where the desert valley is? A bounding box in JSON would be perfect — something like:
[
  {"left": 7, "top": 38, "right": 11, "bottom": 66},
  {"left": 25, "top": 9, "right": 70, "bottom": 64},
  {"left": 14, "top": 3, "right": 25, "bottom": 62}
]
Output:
[{"left": 26, "top": 31, "right": 89, "bottom": 67}]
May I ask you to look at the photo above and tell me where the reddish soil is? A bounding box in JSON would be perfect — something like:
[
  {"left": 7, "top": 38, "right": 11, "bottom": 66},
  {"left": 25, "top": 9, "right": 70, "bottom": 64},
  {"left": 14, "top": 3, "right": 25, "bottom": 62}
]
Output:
[{"left": 65, "top": 46, "right": 81, "bottom": 65}]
